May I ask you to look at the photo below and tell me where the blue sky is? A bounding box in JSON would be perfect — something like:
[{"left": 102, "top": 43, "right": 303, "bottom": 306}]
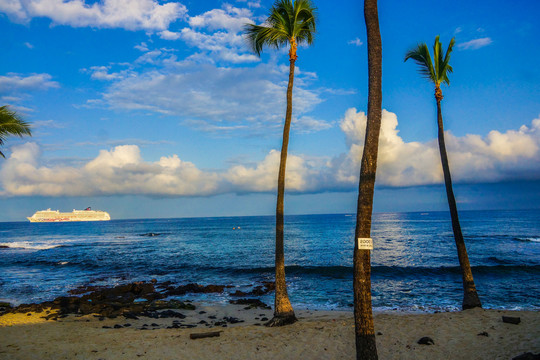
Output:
[{"left": 1, "top": 0, "right": 539, "bottom": 221}]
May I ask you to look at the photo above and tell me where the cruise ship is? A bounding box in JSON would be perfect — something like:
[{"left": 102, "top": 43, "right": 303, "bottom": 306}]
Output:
[{"left": 27, "top": 207, "right": 111, "bottom": 222}]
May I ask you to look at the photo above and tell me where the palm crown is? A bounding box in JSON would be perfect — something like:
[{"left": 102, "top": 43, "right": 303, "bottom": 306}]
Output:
[
  {"left": 244, "top": 0, "right": 317, "bottom": 57},
  {"left": 0, "top": 105, "right": 32, "bottom": 158},
  {"left": 404, "top": 35, "right": 455, "bottom": 87}
]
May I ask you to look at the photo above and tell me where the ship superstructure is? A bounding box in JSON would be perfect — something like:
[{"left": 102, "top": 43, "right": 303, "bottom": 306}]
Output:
[{"left": 27, "top": 207, "right": 111, "bottom": 222}]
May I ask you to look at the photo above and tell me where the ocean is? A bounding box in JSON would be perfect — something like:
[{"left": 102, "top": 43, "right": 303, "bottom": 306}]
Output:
[{"left": 1, "top": 210, "right": 539, "bottom": 312}]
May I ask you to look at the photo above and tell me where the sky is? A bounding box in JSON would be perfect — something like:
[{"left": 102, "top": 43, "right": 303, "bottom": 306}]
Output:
[{"left": 1, "top": 0, "right": 539, "bottom": 222}]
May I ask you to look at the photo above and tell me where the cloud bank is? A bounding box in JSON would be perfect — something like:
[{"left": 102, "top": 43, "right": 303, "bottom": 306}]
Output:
[
  {"left": 0, "top": 0, "right": 187, "bottom": 31},
  {"left": 2, "top": 110, "right": 539, "bottom": 197}
]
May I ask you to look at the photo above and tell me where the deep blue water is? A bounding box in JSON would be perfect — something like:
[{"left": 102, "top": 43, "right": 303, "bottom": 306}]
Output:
[{"left": 1, "top": 210, "right": 539, "bottom": 312}]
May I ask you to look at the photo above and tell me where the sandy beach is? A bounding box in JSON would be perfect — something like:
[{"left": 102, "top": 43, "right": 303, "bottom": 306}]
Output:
[{"left": 1, "top": 304, "right": 538, "bottom": 360}]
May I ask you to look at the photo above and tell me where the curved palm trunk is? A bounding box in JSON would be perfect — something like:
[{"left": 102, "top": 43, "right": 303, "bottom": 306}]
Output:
[
  {"left": 353, "top": 0, "right": 381, "bottom": 358},
  {"left": 265, "top": 39, "right": 298, "bottom": 327},
  {"left": 435, "top": 86, "right": 482, "bottom": 310}
]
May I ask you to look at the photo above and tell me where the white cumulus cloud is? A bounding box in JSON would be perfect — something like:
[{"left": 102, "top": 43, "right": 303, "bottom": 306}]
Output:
[
  {"left": 0, "top": 0, "right": 187, "bottom": 31},
  {"left": 0, "top": 73, "right": 59, "bottom": 93},
  {"left": 2, "top": 112, "right": 539, "bottom": 198},
  {"left": 0, "top": 143, "right": 219, "bottom": 196},
  {"left": 331, "top": 109, "right": 540, "bottom": 187}
]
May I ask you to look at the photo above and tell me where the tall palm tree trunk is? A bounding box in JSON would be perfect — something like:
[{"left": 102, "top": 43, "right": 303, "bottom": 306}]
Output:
[
  {"left": 266, "top": 39, "right": 298, "bottom": 327},
  {"left": 353, "top": 0, "right": 381, "bottom": 358},
  {"left": 435, "top": 87, "right": 482, "bottom": 310}
]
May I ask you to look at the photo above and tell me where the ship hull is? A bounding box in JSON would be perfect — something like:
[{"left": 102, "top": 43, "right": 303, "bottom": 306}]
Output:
[
  {"left": 27, "top": 209, "right": 111, "bottom": 222},
  {"left": 27, "top": 217, "right": 110, "bottom": 222}
]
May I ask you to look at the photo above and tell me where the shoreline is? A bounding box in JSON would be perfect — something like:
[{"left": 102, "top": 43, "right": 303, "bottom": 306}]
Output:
[{"left": 1, "top": 305, "right": 538, "bottom": 359}]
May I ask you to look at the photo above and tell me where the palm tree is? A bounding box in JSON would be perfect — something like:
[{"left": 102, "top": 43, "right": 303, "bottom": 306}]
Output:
[
  {"left": 404, "top": 36, "right": 482, "bottom": 310},
  {"left": 0, "top": 106, "right": 32, "bottom": 158},
  {"left": 353, "top": 0, "right": 381, "bottom": 358},
  {"left": 244, "top": 0, "right": 317, "bottom": 327}
]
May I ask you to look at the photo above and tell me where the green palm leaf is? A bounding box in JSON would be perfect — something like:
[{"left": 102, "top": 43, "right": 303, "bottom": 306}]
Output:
[
  {"left": 244, "top": 0, "right": 317, "bottom": 57},
  {"left": 0, "top": 105, "right": 32, "bottom": 158},
  {"left": 404, "top": 35, "right": 455, "bottom": 87}
]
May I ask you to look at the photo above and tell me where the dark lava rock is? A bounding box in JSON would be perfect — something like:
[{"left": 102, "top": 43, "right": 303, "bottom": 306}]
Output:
[
  {"left": 147, "top": 299, "right": 195, "bottom": 311},
  {"left": 223, "top": 316, "right": 244, "bottom": 324},
  {"left": 229, "top": 299, "right": 270, "bottom": 310},
  {"left": 208, "top": 315, "right": 217, "bottom": 319},
  {"left": 68, "top": 285, "right": 107, "bottom": 295},
  {"left": 158, "top": 310, "right": 186, "bottom": 319},
  {"left": 417, "top": 337, "right": 434, "bottom": 345},
  {"left": 377, "top": 332, "right": 383, "bottom": 336},
  {"left": 502, "top": 316, "right": 521, "bottom": 325},
  {"left": 477, "top": 331, "right": 489, "bottom": 337},
  {"left": 113, "top": 324, "right": 123, "bottom": 329},
  {"left": 5, "top": 280, "right": 200, "bottom": 322},
  {"left": 164, "top": 283, "right": 226, "bottom": 296},
  {"left": 230, "top": 282, "right": 275, "bottom": 297},
  {"left": 199, "top": 311, "right": 206, "bottom": 314},
  {"left": 512, "top": 353, "right": 540, "bottom": 360}
]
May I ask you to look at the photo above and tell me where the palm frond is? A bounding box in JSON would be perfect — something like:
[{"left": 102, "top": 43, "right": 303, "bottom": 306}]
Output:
[
  {"left": 244, "top": 23, "right": 288, "bottom": 56},
  {"left": 404, "top": 43, "right": 435, "bottom": 83},
  {"left": 0, "top": 105, "right": 32, "bottom": 158},
  {"left": 441, "top": 37, "right": 455, "bottom": 86},
  {"left": 243, "top": 0, "right": 317, "bottom": 56},
  {"left": 405, "top": 36, "right": 455, "bottom": 87}
]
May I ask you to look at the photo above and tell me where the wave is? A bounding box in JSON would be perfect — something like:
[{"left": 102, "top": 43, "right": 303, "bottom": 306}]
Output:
[
  {"left": 0, "top": 242, "right": 65, "bottom": 250},
  {"left": 514, "top": 237, "right": 540, "bottom": 243},
  {"left": 0, "top": 238, "right": 143, "bottom": 251},
  {"left": 223, "top": 264, "right": 540, "bottom": 277}
]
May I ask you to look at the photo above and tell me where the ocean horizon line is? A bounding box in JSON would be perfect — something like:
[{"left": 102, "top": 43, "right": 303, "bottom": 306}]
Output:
[{"left": 3, "top": 207, "right": 539, "bottom": 223}]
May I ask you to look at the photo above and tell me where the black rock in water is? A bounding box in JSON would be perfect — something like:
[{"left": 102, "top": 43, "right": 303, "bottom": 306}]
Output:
[{"left": 417, "top": 337, "right": 434, "bottom": 345}]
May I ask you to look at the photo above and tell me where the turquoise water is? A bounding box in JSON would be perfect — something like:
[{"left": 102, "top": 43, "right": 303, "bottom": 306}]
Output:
[{"left": 1, "top": 210, "right": 539, "bottom": 311}]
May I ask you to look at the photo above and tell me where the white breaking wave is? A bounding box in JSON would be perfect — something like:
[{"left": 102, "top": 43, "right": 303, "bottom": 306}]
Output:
[
  {"left": 0, "top": 242, "right": 63, "bottom": 250},
  {"left": 515, "top": 237, "right": 540, "bottom": 243}
]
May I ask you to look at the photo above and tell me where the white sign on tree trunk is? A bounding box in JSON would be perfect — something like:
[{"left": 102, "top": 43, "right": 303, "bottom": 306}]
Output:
[{"left": 357, "top": 238, "right": 373, "bottom": 250}]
